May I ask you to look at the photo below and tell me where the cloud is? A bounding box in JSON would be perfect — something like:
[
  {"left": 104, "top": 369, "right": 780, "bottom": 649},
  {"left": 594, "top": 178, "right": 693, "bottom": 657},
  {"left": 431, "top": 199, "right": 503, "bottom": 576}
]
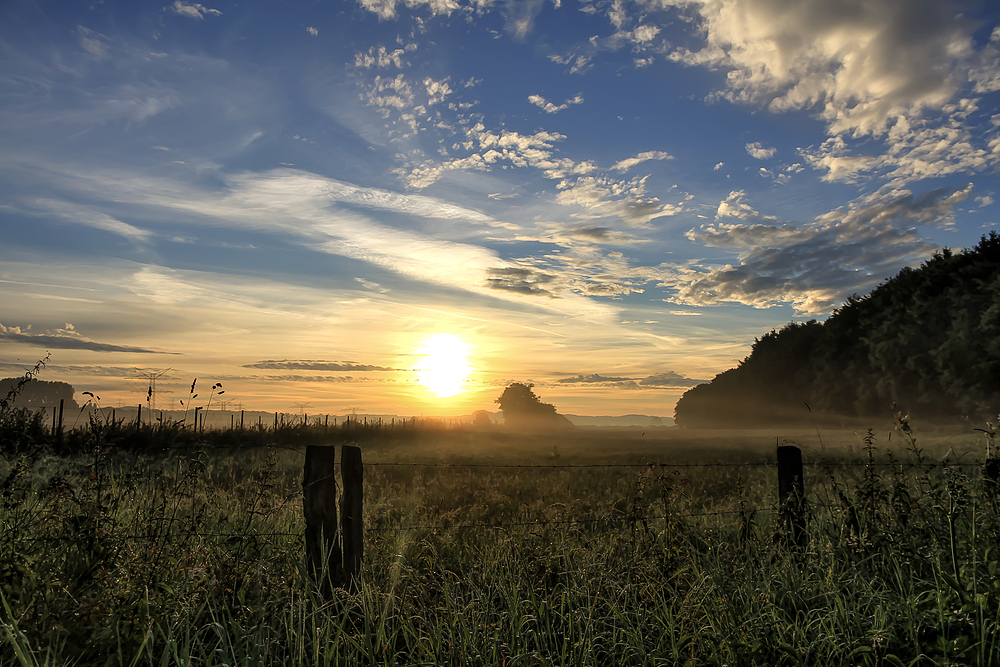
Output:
[
  {"left": 638, "top": 371, "right": 706, "bottom": 387},
  {"left": 240, "top": 374, "right": 395, "bottom": 384},
  {"left": 555, "top": 371, "right": 705, "bottom": 387},
  {"left": 745, "top": 142, "right": 776, "bottom": 160},
  {"left": 485, "top": 267, "right": 556, "bottom": 296},
  {"left": 21, "top": 198, "right": 153, "bottom": 242},
  {"left": 29, "top": 166, "right": 615, "bottom": 322},
  {"left": 355, "top": 277, "right": 390, "bottom": 292},
  {"left": 356, "top": 0, "right": 462, "bottom": 19},
  {"left": 528, "top": 93, "right": 584, "bottom": 114},
  {"left": 548, "top": 53, "right": 593, "bottom": 74},
  {"left": 713, "top": 162, "right": 724, "bottom": 171},
  {"left": 354, "top": 45, "right": 413, "bottom": 69},
  {"left": 242, "top": 360, "right": 399, "bottom": 371},
  {"left": 802, "top": 111, "right": 999, "bottom": 189},
  {"left": 663, "top": 0, "right": 991, "bottom": 137},
  {"left": 168, "top": 1, "right": 221, "bottom": 19},
  {"left": 715, "top": 190, "right": 776, "bottom": 221},
  {"left": 306, "top": 27, "right": 318, "bottom": 36},
  {"left": 667, "top": 184, "right": 974, "bottom": 315},
  {"left": 557, "top": 373, "right": 634, "bottom": 383},
  {"left": 0, "top": 322, "right": 175, "bottom": 354},
  {"left": 612, "top": 150, "right": 672, "bottom": 172}
]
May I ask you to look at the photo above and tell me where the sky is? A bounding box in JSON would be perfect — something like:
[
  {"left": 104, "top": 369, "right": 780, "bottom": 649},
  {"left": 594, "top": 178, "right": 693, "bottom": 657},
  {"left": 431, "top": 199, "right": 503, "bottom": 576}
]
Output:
[{"left": 1, "top": 0, "right": 999, "bottom": 418}]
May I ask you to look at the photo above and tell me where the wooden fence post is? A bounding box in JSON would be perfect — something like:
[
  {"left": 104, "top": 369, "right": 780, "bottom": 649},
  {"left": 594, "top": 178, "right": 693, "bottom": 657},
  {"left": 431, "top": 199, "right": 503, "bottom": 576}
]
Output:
[
  {"left": 341, "top": 445, "right": 363, "bottom": 587},
  {"left": 136, "top": 404, "right": 142, "bottom": 426},
  {"left": 777, "top": 444, "right": 806, "bottom": 549},
  {"left": 56, "top": 398, "right": 64, "bottom": 445},
  {"left": 303, "top": 446, "right": 344, "bottom": 597}
]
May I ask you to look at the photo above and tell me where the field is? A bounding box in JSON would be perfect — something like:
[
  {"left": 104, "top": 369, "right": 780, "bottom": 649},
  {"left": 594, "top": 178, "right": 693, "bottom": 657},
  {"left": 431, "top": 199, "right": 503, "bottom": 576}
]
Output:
[{"left": 2, "top": 409, "right": 1000, "bottom": 666}]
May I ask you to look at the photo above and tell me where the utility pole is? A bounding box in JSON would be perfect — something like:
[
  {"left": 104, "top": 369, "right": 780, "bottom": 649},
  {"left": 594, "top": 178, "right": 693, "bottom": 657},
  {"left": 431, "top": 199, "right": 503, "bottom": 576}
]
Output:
[{"left": 131, "top": 368, "right": 172, "bottom": 414}]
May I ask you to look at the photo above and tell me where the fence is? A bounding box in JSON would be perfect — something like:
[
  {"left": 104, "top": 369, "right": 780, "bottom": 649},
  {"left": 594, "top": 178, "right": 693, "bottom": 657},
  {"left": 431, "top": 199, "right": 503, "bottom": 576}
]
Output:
[
  {"left": 38, "top": 400, "right": 454, "bottom": 440},
  {"left": 300, "top": 442, "right": 1000, "bottom": 597},
  {"left": 5, "top": 412, "right": 1000, "bottom": 599}
]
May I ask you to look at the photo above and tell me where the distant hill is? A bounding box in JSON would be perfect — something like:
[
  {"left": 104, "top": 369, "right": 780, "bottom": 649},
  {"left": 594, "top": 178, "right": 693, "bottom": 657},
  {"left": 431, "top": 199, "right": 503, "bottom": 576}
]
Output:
[{"left": 674, "top": 233, "right": 1000, "bottom": 428}]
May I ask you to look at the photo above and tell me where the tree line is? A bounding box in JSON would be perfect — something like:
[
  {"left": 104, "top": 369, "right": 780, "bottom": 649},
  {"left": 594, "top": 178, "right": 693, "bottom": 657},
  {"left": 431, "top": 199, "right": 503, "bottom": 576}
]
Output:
[{"left": 674, "top": 233, "right": 1000, "bottom": 428}]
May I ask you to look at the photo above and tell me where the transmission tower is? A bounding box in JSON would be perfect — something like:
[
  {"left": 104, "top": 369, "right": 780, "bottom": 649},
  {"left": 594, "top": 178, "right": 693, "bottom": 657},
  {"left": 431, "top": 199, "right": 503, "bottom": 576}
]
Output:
[{"left": 132, "top": 368, "right": 172, "bottom": 412}]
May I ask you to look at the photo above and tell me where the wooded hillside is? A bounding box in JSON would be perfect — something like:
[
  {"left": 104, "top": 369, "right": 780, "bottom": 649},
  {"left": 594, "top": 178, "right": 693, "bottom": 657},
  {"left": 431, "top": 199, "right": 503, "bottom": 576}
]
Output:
[{"left": 674, "top": 233, "right": 1000, "bottom": 428}]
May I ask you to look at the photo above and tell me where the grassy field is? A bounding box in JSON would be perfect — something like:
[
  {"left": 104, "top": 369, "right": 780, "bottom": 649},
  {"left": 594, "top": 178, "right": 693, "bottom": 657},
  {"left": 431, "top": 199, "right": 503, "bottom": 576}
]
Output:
[{"left": 2, "top": 409, "right": 1000, "bottom": 665}]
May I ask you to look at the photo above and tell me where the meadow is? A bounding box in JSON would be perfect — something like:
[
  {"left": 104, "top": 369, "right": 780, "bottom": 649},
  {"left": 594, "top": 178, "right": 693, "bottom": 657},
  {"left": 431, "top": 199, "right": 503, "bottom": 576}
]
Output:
[{"left": 2, "top": 407, "right": 1000, "bottom": 666}]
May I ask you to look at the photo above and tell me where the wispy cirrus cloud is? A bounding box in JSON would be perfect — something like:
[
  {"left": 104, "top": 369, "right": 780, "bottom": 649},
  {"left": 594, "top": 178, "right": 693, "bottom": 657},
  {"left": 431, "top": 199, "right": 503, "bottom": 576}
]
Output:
[
  {"left": 243, "top": 360, "right": 399, "bottom": 371},
  {"left": 556, "top": 371, "right": 706, "bottom": 388}
]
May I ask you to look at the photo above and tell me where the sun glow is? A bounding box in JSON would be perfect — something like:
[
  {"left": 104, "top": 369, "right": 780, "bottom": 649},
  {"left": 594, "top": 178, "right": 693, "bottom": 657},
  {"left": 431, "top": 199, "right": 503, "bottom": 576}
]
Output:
[{"left": 415, "top": 334, "right": 472, "bottom": 398}]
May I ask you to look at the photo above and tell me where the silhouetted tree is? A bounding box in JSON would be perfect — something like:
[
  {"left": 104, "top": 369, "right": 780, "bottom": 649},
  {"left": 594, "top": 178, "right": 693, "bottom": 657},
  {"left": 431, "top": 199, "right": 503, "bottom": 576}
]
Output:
[
  {"left": 0, "top": 378, "right": 78, "bottom": 410},
  {"left": 495, "top": 383, "right": 573, "bottom": 430},
  {"left": 674, "top": 233, "right": 1000, "bottom": 427}
]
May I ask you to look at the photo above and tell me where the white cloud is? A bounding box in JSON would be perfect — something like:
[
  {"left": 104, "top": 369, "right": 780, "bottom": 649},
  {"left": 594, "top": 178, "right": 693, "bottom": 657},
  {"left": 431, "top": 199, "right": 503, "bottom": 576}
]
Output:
[
  {"left": 714, "top": 190, "right": 775, "bottom": 221},
  {"left": 356, "top": 0, "right": 463, "bottom": 19},
  {"left": 612, "top": 150, "right": 672, "bottom": 172},
  {"left": 802, "top": 112, "right": 998, "bottom": 188},
  {"left": 713, "top": 162, "right": 724, "bottom": 171},
  {"left": 662, "top": 0, "right": 988, "bottom": 138},
  {"left": 528, "top": 93, "right": 585, "bottom": 114},
  {"left": 631, "top": 24, "right": 660, "bottom": 42},
  {"left": 354, "top": 45, "right": 412, "bottom": 69},
  {"left": 306, "top": 27, "right": 319, "bottom": 36},
  {"left": 745, "top": 142, "right": 775, "bottom": 160},
  {"left": 168, "top": 1, "right": 221, "bottom": 19},
  {"left": 424, "top": 77, "right": 453, "bottom": 105}
]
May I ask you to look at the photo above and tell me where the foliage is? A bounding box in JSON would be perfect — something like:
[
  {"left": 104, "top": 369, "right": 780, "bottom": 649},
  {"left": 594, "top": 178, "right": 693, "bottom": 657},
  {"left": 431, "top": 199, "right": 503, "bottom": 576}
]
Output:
[
  {"left": 0, "top": 378, "right": 77, "bottom": 411},
  {"left": 675, "top": 233, "right": 1000, "bottom": 428},
  {"left": 2, "top": 416, "right": 1000, "bottom": 665},
  {"left": 495, "top": 382, "right": 573, "bottom": 430}
]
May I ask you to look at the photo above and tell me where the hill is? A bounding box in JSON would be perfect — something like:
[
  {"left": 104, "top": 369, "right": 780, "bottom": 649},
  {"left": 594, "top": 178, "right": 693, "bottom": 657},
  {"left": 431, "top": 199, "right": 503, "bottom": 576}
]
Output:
[{"left": 674, "top": 233, "right": 1000, "bottom": 428}]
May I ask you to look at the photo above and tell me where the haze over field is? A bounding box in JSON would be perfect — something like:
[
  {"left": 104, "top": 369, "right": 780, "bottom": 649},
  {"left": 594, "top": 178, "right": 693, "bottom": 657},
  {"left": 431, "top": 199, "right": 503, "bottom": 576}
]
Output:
[{"left": 1, "top": 0, "right": 999, "bottom": 416}]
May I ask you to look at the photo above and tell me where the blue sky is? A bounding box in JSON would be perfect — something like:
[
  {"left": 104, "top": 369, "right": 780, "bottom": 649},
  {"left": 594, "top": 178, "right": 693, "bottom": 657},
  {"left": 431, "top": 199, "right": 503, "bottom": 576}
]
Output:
[{"left": 1, "top": 0, "right": 999, "bottom": 417}]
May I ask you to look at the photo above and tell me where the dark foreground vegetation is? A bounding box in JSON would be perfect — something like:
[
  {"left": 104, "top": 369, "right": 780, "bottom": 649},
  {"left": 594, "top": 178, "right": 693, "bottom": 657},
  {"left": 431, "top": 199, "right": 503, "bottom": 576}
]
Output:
[
  {"left": 4, "top": 393, "right": 1000, "bottom": 665},
  {"left": 675, "top": 233, "right": 1000, "bottom": 428}
]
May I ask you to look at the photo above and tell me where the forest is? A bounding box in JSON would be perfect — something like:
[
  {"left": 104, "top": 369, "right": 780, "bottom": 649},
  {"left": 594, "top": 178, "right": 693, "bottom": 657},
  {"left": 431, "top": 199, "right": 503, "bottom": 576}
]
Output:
[{"left": 674, "top": 232, "right": 1000, "bottom": 428}]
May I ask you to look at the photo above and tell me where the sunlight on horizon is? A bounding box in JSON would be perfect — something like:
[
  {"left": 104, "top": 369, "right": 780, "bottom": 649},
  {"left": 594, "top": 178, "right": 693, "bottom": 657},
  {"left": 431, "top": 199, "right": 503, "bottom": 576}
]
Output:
[{"left": 414, "top": 334, "right": 473, "bottom": 398}]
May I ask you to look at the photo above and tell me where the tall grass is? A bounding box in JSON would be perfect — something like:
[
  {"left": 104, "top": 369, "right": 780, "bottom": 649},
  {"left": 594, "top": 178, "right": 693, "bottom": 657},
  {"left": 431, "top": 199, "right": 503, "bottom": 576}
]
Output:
[{"left": 2, "top": 410, "right": 999, "bottom": 665}]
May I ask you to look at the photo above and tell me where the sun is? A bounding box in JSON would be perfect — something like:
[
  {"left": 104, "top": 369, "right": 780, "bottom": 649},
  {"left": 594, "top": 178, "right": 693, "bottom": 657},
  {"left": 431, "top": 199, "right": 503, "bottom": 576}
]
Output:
[{"left": 415, "top": 334, "right": 472, "bottom": 398}]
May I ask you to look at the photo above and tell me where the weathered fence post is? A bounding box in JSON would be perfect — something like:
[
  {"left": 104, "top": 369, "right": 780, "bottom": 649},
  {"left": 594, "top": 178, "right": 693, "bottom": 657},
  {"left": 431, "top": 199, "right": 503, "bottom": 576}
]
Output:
[
  {"left": 56, "top": 398, "right": 64, "bottom": 445},
  {"left": 777, "top": 444, "right": 806, "bottom": 549},
  {"left": 341, "top": 445, "right": 363, "bottom": 587},
  {"left": 303, "top": 446, "right": 344, "bottom": 597}
]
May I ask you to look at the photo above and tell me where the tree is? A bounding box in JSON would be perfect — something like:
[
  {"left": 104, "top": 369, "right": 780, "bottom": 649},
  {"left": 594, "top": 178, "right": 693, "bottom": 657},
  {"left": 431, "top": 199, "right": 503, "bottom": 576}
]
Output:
[
  {"left": 495, "top": 383, "right": 573, "bottom": 430},
  {"left": 673, "top": 233, "right": 1000, "bottom": 427},
  {"left": 0, "top": 378, "right": 79, "bottom": 410}
]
